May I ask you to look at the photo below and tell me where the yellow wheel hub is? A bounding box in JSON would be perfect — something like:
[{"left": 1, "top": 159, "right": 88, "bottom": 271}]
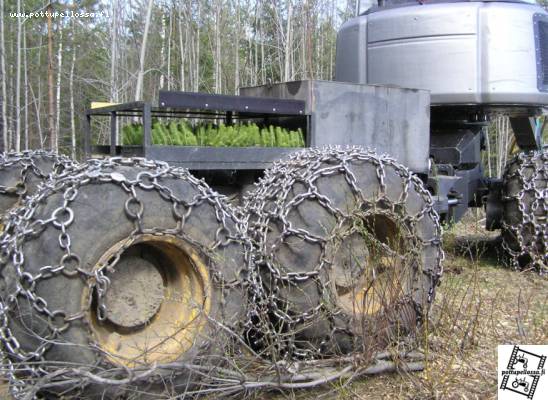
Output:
[
  {"left": 86, "top": 234, "right": 211, "bottom": 368},
  {"left": 331, "top": 214, "right": 411, "bottom": 317}
]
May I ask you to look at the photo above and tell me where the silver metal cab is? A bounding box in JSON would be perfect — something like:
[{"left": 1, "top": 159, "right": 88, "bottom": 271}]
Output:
[{"left": 336, "top": 1, "right": 548, "bottom": 107}]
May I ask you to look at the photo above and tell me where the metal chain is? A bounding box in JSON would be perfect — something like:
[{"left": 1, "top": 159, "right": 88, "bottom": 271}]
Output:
[
  {"left": 0, "top": 151, "right": 76, "bottom": 398},
  {"left": 501, "top": 150, "right": 547, "bottom": 274},
  {"left": 0, "top": 157, "right": 247, "bottom": 399},
  {"left": 0, "top": 150, "right": 74, "bottom": 198},
  {"left": 243, "top": 146, "right": 444, "bottom": 360}
]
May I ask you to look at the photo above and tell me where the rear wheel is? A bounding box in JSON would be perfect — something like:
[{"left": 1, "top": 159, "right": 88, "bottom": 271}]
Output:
[
  {"left": 245, "top": 147, "right": 443, "bottom": 359},
  {"left": 0, "top": 158, "right": 247, "bottom": 399},
  {"left": 0, "top": 150, "right": 73, "bottom": 215},
  {"left": 501, "top": 150, "right": 547, "bottom": 273}
]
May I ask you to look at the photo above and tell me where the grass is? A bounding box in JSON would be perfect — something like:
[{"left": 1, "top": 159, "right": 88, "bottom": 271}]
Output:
[
  {"left": 260, "top": 211, "right": 547, "bottom": 400},
  {"left": 2, "top": 212, "right": 546, "bottom": 399}
]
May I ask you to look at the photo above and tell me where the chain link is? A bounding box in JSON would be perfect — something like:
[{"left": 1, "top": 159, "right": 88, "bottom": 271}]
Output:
[
  {"left": 0, "top": 156, "right": 247, "bottom": 399},
  {"left": 501, "top": 150, "right": 547, "bottom": 274},
  {"left": 0, "top": 151, "right": 76, "bottom": 398},
  {"left": 243, "top": 146, "right": 444, "bottom": 360}
]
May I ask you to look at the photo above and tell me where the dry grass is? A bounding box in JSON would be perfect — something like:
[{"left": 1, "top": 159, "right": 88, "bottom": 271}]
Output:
[
  {"left": 260, "top": 212, "right": 547, "bottom": 400},
  {"left": 2, "top": 212, "right": 546, "bottom": 399}
]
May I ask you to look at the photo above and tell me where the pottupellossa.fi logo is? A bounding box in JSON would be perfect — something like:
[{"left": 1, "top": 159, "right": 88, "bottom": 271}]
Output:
[
  {"left": 10, "top": 10, "right": 109, "bottom": 19},
  {"left": 498, "top": 345, "right": 547, "bottom": 399}
]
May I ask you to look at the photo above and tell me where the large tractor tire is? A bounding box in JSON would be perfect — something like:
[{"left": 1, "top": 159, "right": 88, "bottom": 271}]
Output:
[
  {"left": 0, "top": 158, "right": 247, "bottom": 399},
  {"left": 0, "top": 150, "right": 74, "bottom": 216},
  {"left": 245, "top": 147, "right": 443, "bottom": 360},
  {"left": 501, "top": 150, "right": 547, "bottom": 273}
]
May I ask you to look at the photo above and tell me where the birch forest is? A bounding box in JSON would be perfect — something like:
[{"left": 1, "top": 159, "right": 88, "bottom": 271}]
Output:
[
  {"left": 0, "top": 0, "right": 356, "bottom": 157},
  {"left": 0, "top": 0, "right": 546, "bottom": 176}
]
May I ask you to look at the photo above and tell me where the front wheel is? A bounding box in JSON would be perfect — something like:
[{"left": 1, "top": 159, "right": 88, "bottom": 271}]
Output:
[
  {"left": 0, "top": 158, "right": 247, "bottom": 399},
  {"left": 245, "top": 147, "right": 443, "bottom": 359}
]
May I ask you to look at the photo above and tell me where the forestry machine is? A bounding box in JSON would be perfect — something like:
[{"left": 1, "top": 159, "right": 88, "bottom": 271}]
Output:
[{"left": 0, "top": 1, "right": 546, "bottom": 399}]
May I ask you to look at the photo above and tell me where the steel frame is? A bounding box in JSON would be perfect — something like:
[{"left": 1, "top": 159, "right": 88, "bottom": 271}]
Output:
[{"left": 84, "top": 92, "right": 308, "bottom": 170}]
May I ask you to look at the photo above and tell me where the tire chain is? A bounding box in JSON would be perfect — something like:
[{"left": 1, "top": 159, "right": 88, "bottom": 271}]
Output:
[
  {"left": 0, "top": 151, "right": 76, "bottom": 243},
  {"left": 501, "top": 150, "right": 547, "bottom": 274},
  {"left": 0, "top": 157, "right": 249, "bottom": 399},
  {"left": 0, "top": 150, "right": 76, "bottom": 398},
  {"left": 243, "top": 146, "right": 444, "bottom": 360},
  {"left": 0, "top": 150, "right": 74, "bottom": 199}
]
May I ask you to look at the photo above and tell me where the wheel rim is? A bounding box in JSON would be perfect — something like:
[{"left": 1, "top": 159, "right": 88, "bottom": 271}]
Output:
[
  {"left": 331, "top": 213, "right": 412, "bottom": 317},
  {"left": 85, "top": 234, "right": 211, "bottom": 367}
]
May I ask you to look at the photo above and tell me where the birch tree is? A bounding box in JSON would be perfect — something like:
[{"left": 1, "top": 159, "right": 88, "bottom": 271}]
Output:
[
  {"left": 135, "top": 0, "right": 154, "bottom": 101},
  {"left": 212, "top": 0, "right": 223, "bottom": 94},
  {"left": 110, "top": 0, "right": 119, "bottom": 104},
  {"left": 178, "top": 4, "right": 186, "bottom": 91},
  {"left": 284, "top": 1, "right": 293, "bottom": 81},
  {"left": 1, "top": 0, "right": 9, "bottom": 151},
  {"left": 55, "top": 31, "right": 63, "bottom": 152},
  {"left": 167, "top": 11, "right": 173, "bottom": 90},
  {"left": 23, "top": 23, "right": 28, "bottom": 150},
  {"left": 195, "top": 2, "right": 201, "bottom": 92},
  {"left": 0, "top": 0, "right": 351, "bottom": 153},
  {"left": 70, "top": 28, "right": 77, "bottom": 159},
  {"left": 234, "top": 0, "right": 241, "bottom": 93},
  {"left": 15, "top": 0, "right": 22, "bottom": 152},
  {"left": 160, "top": 12, "right": 166, "bottom": 89},
  {"left": 47, "top": 3, "right": 56, "bottom": 151}
]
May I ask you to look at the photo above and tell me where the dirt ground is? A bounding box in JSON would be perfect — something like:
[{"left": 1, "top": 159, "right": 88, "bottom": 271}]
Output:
[
  {"left": 262, "top": 212, "right": 547, "bottom": 400},
  {"left": 1, "top": 213, "right": 546, "bottom": 399}
]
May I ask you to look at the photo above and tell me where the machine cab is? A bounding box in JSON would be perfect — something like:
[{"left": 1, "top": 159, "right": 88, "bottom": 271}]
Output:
[{"left": 336, "top": 0, "right": 548, "bottom": 108}]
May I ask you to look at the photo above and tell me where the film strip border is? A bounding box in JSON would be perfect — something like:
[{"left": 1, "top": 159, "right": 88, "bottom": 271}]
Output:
[
  {"left": 500, "top": 374, "right": 540, "bottom": 399},
  {"left": 507, "top": 346, "right": 547, "bottom": 370}
]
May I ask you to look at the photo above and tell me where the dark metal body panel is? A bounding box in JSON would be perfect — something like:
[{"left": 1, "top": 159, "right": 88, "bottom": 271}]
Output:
[
  {"left": 159, "top": 90, "right": 306, "bottom": 115},
  {"left": 240, "top": 80, "right": 431, "bottom": 173},
  {"left": 85, "top": 80, "right": 430, "bottom": 173},
  {"left": 146, "top": 147, "right": 300, "bottom": 170}
]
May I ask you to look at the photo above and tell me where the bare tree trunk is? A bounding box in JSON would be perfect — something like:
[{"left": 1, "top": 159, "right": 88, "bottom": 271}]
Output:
[
  {"left": 47, "top": 3, "right": 56, "bottom": 151},
  {"left": 329, "top": 0, "right": 334, "bottom": 79},
  {"left": 284, "top": 1, "right": 293, "bottom": 82},
  {"left": 274, "top": 6, "right": 283, "bottom": 80},
  {"left": 23, "top": 23, "right": 28, "bottom": 150},
  {"left": 485, "top": 127, "right": 492, "bottom": 177},
  {"left": 1, "top": 0, "right": 10, "bottom": 151},
  {"left": 178, "top": 5, "right": 186, "bottom": 91},
  {"left": 34, "top": 35, "right": 44, "bottom": 148},
  {"left": 55, "top": 31, "right": 63, "bottom": 152},
  {"left": 69, "top": 32, "right": 76, "bottom": 160},
  {"left": 234, "top": 0, "right": 240, "bottom": 94},
  {"left": 307, "top": 6, "right": 313, "bottom": 80},
  {"left": 160, "top": 12, "right": 166, "bottom": 89},
  {"left": 300, "top": 12, "right": 306, "bottom": 78},
  {"left": 213, "top": 0, "right": 222, "bottom": 94},
  {"left": 260, "top": 16, "right": 265, "bottom": 83},
  {"left": 253, "top": 2, "right": 259, "bottom": 86},
  {"left": 495, "top": 118, "right": 500, "bottom": 177},
  {"left": 15, "top": 0, "right": 22, "bottom": 152},
  {"left": 167, "top": 11, "right": 173, "bottom": 91},
  {"left": 110, "top": 0, "right": 120, "bottom": 145},
  {"left": 135, "top": 0, "right": 154, "bottom": 101},
  {"left": 195, "top": 2, "right": 200, "bottom": 92},
  {"left": 250, "top": 1, "right": 258, "bottom": 86},
  {"left": 110, "top": 0, "right": 118, "bottom": 103},
  {"left": 316, "top": 8, "right": 322, "bottom": 79},
  {"left": 29, "top": 82, "right": 43, "bottom": 149}
]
